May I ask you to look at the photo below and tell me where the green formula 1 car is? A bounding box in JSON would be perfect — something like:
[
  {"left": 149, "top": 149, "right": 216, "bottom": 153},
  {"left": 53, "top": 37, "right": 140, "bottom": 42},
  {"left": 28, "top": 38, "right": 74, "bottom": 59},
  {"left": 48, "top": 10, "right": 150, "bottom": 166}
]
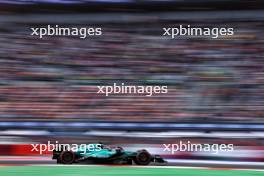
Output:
[{"left": 52, "top": 143, "right": 166, "bottom": 165}]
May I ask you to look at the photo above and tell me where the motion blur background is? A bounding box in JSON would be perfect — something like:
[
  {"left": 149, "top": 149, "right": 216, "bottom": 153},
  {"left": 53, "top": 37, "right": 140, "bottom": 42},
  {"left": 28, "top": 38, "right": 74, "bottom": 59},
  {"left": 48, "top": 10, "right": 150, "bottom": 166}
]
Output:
[{"left": 0, "top": 0, "right": 263, "bottom": 166}]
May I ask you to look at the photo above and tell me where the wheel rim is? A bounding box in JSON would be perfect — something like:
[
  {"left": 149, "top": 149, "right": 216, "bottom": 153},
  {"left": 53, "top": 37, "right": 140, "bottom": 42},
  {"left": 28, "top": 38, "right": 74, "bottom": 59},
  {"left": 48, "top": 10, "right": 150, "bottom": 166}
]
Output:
[{"left": 138, "top": 153, "right": 148, "bottom": 162}]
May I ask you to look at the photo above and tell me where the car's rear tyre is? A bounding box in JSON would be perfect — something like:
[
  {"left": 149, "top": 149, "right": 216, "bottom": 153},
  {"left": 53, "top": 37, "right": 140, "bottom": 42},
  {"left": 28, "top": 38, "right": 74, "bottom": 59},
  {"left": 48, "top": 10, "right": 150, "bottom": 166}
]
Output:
[
  {"left": 134, "top": 150, "right": 152, "bottom": 165},
  {"left": 59, "top": 151, "right": 75, "bottom": 164}
]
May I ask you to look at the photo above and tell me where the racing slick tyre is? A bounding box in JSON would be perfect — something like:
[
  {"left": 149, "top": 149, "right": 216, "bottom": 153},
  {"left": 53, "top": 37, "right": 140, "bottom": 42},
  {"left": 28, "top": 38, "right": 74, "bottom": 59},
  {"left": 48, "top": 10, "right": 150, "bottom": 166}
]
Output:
[
  {"left": 134, "top": 150, "right": 152, "bottom": 165},
  {"left": 59, "top": 151, "right": 75, "bottom": 164}
]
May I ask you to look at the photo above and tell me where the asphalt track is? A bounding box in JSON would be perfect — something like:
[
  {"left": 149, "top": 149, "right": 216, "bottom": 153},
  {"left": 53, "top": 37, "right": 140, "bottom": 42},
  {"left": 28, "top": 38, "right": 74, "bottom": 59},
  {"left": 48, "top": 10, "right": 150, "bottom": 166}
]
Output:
[
  {"left": 0, "top": 157, "right": 264, "bottom": 169},
  {"left": 0, "top": 165, "right": 264, "bottom": 176},
  {"left": 0, "top": 157, "right": 263, "bottom": 176}
]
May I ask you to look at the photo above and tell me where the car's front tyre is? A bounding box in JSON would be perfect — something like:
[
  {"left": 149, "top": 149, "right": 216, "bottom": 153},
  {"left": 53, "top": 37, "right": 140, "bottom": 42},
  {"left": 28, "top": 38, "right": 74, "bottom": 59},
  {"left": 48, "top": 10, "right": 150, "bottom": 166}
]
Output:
[{"left": 133, "top": 150, "right": 152, "bottom": 165}]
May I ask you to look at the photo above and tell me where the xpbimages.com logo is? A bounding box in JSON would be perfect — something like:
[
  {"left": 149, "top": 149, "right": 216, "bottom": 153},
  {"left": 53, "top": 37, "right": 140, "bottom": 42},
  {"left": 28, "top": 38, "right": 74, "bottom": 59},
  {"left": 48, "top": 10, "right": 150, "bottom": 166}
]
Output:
[
  {"left": 30, "top": 25, "right": 102, "bottom": 39},
  {"left": 31, "top": 141, "right": 102, "bottom": 154},
  {"left": 163, "top": 141, "right": 234, "bottom": 154},
  {"left": 97, "top": 83, "right": 168, "bottom": 96}
]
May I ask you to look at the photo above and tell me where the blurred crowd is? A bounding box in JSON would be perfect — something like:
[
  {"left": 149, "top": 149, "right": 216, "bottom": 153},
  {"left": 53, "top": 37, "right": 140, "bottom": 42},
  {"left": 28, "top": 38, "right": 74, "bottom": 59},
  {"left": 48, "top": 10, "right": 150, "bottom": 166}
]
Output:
[{"left": 0, "top": 19, "right": 263, "bottom": 123}]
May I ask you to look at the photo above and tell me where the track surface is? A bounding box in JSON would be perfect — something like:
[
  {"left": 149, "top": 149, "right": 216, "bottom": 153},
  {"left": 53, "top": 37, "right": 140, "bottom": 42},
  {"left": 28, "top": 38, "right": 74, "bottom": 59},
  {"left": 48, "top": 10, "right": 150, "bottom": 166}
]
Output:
[
  {"left": 0, "top": 157, "right": 263, "bottom": 176},
  {"left": 1, "top": 157, "right": 264, "bottom": 169},
  {"left": 0, "top": 165, "right": 263, "bottom": 176}
]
